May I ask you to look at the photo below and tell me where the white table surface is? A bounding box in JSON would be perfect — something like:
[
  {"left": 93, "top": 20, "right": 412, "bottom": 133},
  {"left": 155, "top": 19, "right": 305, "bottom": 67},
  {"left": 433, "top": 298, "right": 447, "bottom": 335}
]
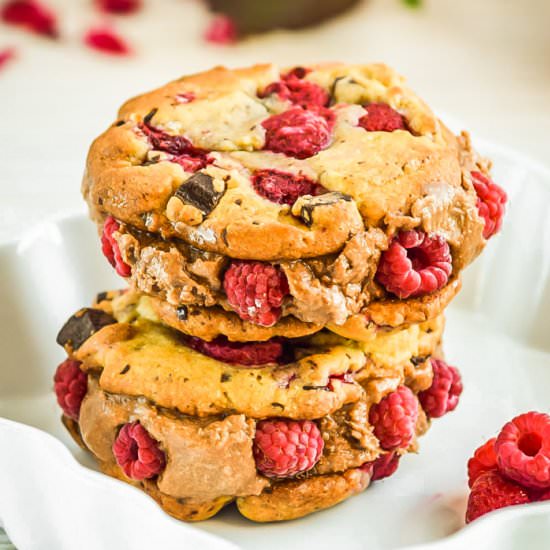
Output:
[{"left": 1, "top": 0, "right": 549, "bottom": 243}]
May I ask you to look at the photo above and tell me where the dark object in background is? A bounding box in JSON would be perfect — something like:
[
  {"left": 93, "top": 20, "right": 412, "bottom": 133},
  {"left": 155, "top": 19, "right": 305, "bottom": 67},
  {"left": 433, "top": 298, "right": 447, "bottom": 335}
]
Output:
[{"left": 205, "top": 0, "right": 361, "bottom": 35}]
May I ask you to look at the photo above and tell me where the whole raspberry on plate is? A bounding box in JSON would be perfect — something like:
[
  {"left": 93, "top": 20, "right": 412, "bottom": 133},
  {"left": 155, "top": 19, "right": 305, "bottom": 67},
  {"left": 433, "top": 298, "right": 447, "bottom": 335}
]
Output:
[
  {"left": 466, "top": 470, "right": 530, "bottom": 523},
  {"left": 112, "top": 421, "right": 166, "bottom": 480},
  {"left": 358, "top": 103, "right": 407, "bottom": 132},
  {"left": 101, "top": 216, "right": 131, "bottom": 277},
  {"left": 252, "top": 169, "right": 320, "bottom": 205},
  {"left": 253, "top": 419, "right": 323, "bottom": 478},
  {"left": 369, "top": 386, "right": 419, "bottom": 451},
  {"left": 467, "top": 437, "right": 497, "bottom": 488},
  {"left": 223, "top": 261, "right": 289, "bottom": 327},
  {"left": 262, "top": 107, "right": 334, "bottom": 159},
  {"left": 471, "top": 171, "right": 507, "bottom": 239},
  {"left": 494, "top": 412, "right": 550, "bottom": 489},
  {"left": 418, "top": 358, "right": 463, "bottom": 418},
  {"left": 53, "top": 359, "right": 87, "bottom": 420},
  {"left": 376, "top": 230, "right": 452, "bottom": 299}
]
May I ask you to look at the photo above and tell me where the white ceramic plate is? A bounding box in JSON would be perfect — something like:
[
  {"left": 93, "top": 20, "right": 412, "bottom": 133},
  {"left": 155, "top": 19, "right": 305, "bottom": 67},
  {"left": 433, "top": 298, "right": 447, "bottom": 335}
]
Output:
[{"left": 0, "top": 141, "right": 549, "bottom": 550}]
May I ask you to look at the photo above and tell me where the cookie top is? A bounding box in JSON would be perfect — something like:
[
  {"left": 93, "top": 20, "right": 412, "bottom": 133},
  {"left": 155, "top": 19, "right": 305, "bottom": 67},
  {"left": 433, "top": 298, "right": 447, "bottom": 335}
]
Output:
[{"left": 83, "top": 62, "right": 488, "bottom": 264}]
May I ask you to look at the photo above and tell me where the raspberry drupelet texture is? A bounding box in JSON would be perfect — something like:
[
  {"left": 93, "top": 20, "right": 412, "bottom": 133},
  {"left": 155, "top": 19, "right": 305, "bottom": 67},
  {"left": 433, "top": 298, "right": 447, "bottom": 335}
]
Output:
[
  {"left": 376, "top": 230, "right": 452, "bottom": 299},
  {"left": 262, "top": 107, "right": 334, "bottom": 159},
  {"left": 466, "top": 470, "right": 530, "bottom": 523},
  {"left": 261, "top": 69, "right": 329, "bottom": 111},
  {"left": 358, "top": 103, "right": 407, "bottom": 132},
  {"left": 101, "top": 216, "right": 131, "bottom": 277},
  {"left": 253, "top": 419, "right": 323, "bottom": 478},
  {"left": 418, "top": 358, "right": 463, "bottom": 418},
  {"left": 361, "top": 451, "right": 400, "bottom": 481},
  {"left": 471, "top": 171, "right": 507, "bottom": 240},
  {"left": 252, "top": 169, "right": 320, "bottom": 205},
  {"left": 467, "top": 438, "right": 498, "bottom": 488},
  {"left": 112, "top": 421, "right": 166, "bottom": 480},
  {"left": 494, "top": 412, "right": 550, "bottom": 490},
  {"left": 54, "top": 359, "right": 87, "bottom": 420},
  {"left": 369, "top": 386, "right": 419, "bottom": 451},
  {"left": 185, "top": 335, "right": 285, "bottom": 366},
  {"left": 223, "top": 261, "right": 290, "bottom": 327}
]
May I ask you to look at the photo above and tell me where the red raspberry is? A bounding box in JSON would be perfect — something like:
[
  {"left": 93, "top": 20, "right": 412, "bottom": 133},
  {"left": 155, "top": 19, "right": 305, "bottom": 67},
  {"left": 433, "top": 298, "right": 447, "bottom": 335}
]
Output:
[
  {"left": 84, "top": 26, "right": 131, "bottom": 56},
  {"left": 253, "top": 419, "right": 323, "bottom": 478},
  {"left": 1, "top": 0, "right": 58, "bottom": 38},
  {"left": 376, "top": 230, "right": 452, "bottom": 299},
  {"left": 418, "top": 358, "right": 463, "bottom": 418},
  {"left": 252, "top": 169, "right": 320, "bottom": 205},
  {"left": 223, "top": 261, "right": 289, "bottom": 327},
  {"left": 262, "top": 107, "right": 334, "bottom": 159},
  {"left": 140, "top": 113, "right": 210, "bottom": 172},
  {"left": 466, "top": 470, "right": 530, "bottom": 523},
  {"left": 534, "top": 489, "right": 550, "bottom": 502},
  {"left": 361, "top": 451, "right": 400, "bottom": 481},
  {"left": 471, "top": 171, "right": 507, "bottom": 239},
  {"left": 467, "top": 438, "right": 498, "bottom": 488},
  {"left": 261, "top": 69, "right": 329, "bottom": 110},
  {"left": 112, "top": 421, "right": 166, "bottom": 480},
  {"left": 327, "top": 372, "right": 354, "bottom": 391},
  {"left": 203, "top": 14, "right": 238, "bottom": 45},
  {"left": 185, "top": 335, "right": 285, "bottom": 366},
  {"left": 369, "top": 386, "right": 419, "bottom": 451},
  {"left": 96, "top": 0, "right": 140, "bottom": 14},
  {"left": 358, "top": 103, "right": 407, "bottom": 132},
  {"left": 101, "top": 216, "right": 131, "bottom": 277},
  {"left": 53, "top": 359, "right": 87, "bottom": 421},
  {"left": 495, "top": 412, "right": 550, "bottom": 490}
]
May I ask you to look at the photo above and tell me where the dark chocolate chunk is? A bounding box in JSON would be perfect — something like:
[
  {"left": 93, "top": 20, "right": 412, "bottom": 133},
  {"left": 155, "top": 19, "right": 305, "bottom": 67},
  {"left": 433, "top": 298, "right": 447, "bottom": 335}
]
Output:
[
  {"left": 411, "top": 355, "right": 429, "bottom": 366},
  {"left": 120, "top": 364, "right": 131, "bottom": 375},
  {"left": 296, "top": 192, "right": 352, "bottom": 226},
  {"left": 271, "top": 402, "right": 284, "bottom": 409},
  {"left": 114, "top": 120, "right": 125, "bottom": 127},
  {"left": 174, "top": 172, "right": 223, "bottom": 215},
  {"left": 221, "top": 228, "right": 229, "bottom": 247},
  {"left": 303, "top": 385, "right": 329, "bottom": 391},
  {"left": 220, "top": 373, "right": 231, "bottom": 383},
  {"left": 56, "top": 308, "right": 116, "bottom": 350},
  {"left": 143, "top": 108, "right": 158, "bottom": 126},
  {"left": 95, "top": 291, "right": 109, "bottom": 303},
  {"left": 176, "top": 305, "right": 188, "bottom": 321}
]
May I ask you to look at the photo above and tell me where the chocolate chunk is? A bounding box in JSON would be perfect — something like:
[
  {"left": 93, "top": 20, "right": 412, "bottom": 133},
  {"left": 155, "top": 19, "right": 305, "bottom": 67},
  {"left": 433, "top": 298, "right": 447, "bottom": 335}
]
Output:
[
  {"left": 220, "top": 373, "right": 231, "bottom": 383},
  {"left": 411, "top": 355, "right": 429, "bottom": 366},
  {"left": 120, "top": 365, "right": 131, "bottom": 375},
  {"left": 143, "top": 108, "right": 158, "bottom": 126},
  {"left": 56, "top": 308, "right": 116, "bottom": 350},
  {"left": 174, "top": 172, "right": 223, "bottom": 215},
  {"left": 176, "top": 305, "right": 188, "bottom": 321},
  {"left": 95, "top": 291, "right": 109, "bottom": 303},
  {"left": 114, "top": 120, "right": 125, "bottom": 127},
  {"left": 297, "top": 192, "right": 352, "bottom": 227}
]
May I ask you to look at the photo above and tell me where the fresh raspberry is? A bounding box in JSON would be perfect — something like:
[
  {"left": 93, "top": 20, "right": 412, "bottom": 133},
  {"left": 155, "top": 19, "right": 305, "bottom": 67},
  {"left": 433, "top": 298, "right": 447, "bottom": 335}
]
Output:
[
  {"left": 53, "top": 359, "right": 87, "bottom": 421},
  {"left": 361, "top": 451, "right": 400, "bottom": 481},
  {"left": 376, "top": 230, "right": 452, "bottom": 299},
  {"left": 534, "top": 489, "right": 550, "bottom": 502},
  {"left": 112, "top": 421, "right": 166, "bottom": 480},
  {"left": 369, "top": 386, "right": 419, "bottom": 451},
  {"left": 418, "top": 358, "right": 463, "bottom": 418},
  {"left": 101, "top": 216, "right": 131, "bottom": 277},
  {"left": 467, "top": 438, "right": 497, "bottom": 488},
  {"left": 223, "top": 261, "right": 289, "bottom": 327},
  {"left": 262, "top": 107, "right": 334, "bottom": 159},
  {"left": 466, "top": 470, "right": 530, "bottom": 523},
  {"left": 185, "top": 335, "right": 285, "bottom": 366},
  {"left": 495, "top": 412, "right": 550, "bottom": 490},
  {"left": 261, "top": 70, "right": 329, "bottom": 110},
  {"left": 139, "top": 111, "right": 209, "bottom": 171},
  {"left": 252, "top": 169, "right": 320, "bottom": 205},
  {"left": 204, "top": 14, "right": 238, "bottom": 45},
  {"left": 1, "top": 0, "right": 58, "bottom": 38},
  {"left": 358, "top": 103, "right": 407, "bottom": 132},
  {"left": 95, "top": 0, "right": 140, "bottom": 14},
  {"left": 83, "top": 26, "right": 131, "bottom": 56},
  {"left": 471, "top": 171, "right": 507, "bottom": 239},
  {"left": 253, "top": 419, "right": 323, "bottom": 478}
]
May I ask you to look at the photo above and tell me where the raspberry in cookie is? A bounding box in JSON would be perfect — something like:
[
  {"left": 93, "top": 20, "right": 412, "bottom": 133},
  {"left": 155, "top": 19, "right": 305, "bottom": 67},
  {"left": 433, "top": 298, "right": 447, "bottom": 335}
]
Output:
[
  {"left": 495, "top": 412, "right": 550, "bottom": 489},
  {"left": 223, "top": 261, "right": 289, "bottom": 327},
  {"left": 376, "top": 230, "right": 452, "bottom": 299},
  {"left": 471, "top": 171, "right": 507, "bottom": 239},
  {"left": 252, "top": 169, "right": 320, "bottom": 205},
  {"left": 101, "top": 216, "right": 131, "bottom": 277},
  {"left": 112, "top": 421, "right": 166, "bottom": 480},
  {"left": 358, "top": 103, "right": 407, "bottom": 132},
  {"left": 418, "top": 358, "right": 462, "bottom": 418},
  {"left": 262, "top": 107, "right": 334, "bottom": 159},
  {"left": 253, "top": 419, "right": 323, "bottom": 478},
  {"left": 369, "top": 386, "right": 419, "bottom": 451},
  {"left": 54, "top": 359, "right": 87, "bottom": 420},
  {"left": 361, "top": 451, "right": 400, "bottom": 481}
]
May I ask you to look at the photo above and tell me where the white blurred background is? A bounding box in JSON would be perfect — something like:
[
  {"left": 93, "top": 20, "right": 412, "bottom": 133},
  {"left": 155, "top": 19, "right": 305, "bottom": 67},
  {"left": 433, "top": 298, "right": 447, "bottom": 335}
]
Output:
[{"left": 0, "top": 0, "right": 549, "bottom": 241}]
